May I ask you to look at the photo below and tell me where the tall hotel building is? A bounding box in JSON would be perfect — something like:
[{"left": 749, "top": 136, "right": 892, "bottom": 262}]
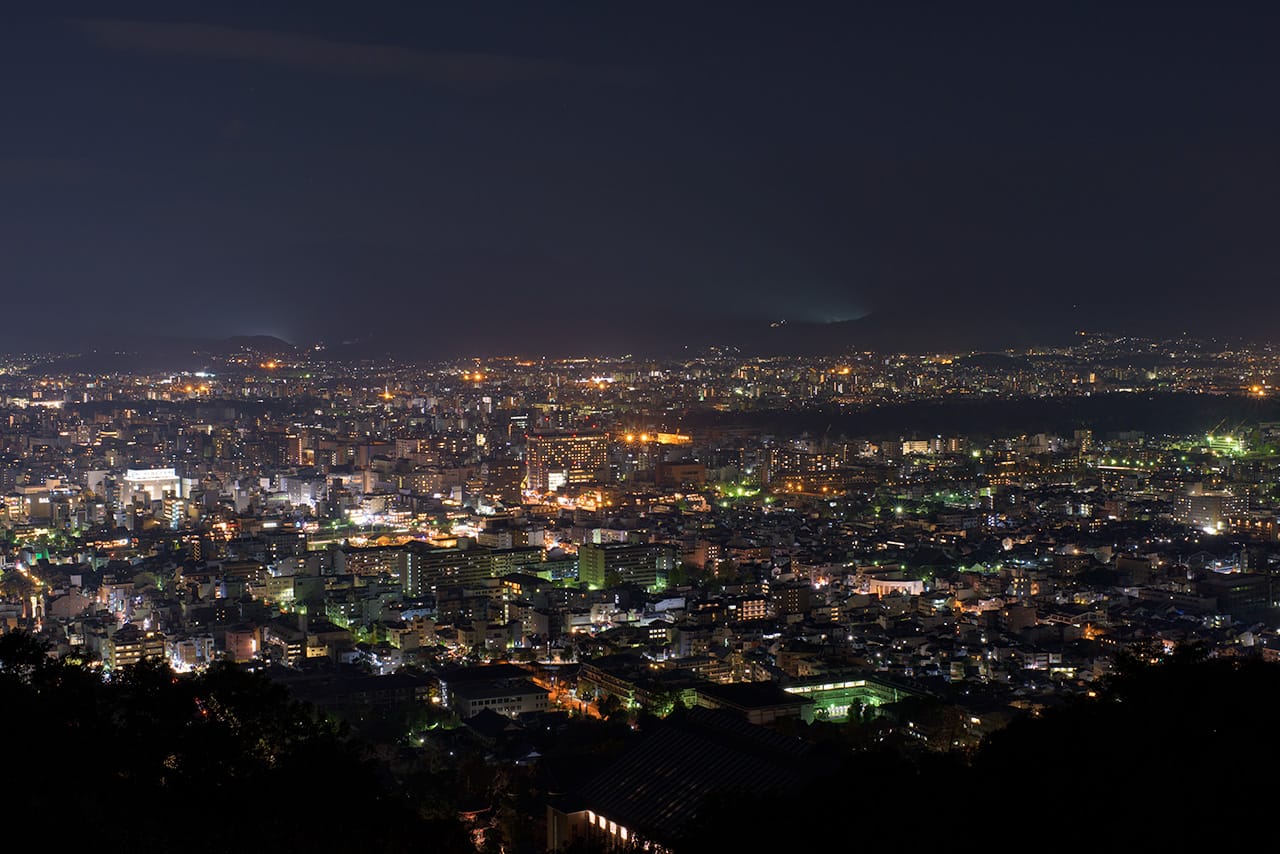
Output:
[{"left": 525, "top": 432, "right": 609, "bottom": 492}]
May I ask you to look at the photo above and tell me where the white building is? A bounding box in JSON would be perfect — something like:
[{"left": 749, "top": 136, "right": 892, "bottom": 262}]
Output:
[{"left": 119, "top": 468, "right": 182, "bottom": 504}]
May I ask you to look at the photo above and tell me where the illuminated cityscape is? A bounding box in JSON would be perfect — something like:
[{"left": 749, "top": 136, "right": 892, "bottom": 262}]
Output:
[
  {"left": 6, "top": 4, "right": 1280, "bottom": 852},
  {"left": 3, "top": 332, "right": 1280, "bottom": 847}
]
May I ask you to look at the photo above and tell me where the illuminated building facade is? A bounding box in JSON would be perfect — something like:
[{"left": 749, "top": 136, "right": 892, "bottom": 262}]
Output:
[
  {"left": 1206, "top": 433, "right": 1246, "bottom": 455},
  {"left": 448, "top": 679, "right": 550, "bottom": 718},
  {"left": 118, "top": 467, "right": 182, "bottom": 503},
  {"left": 224, "top": 626, "right": 260, "bottom": 662},
  {"left": 104, "top": 626, "right": 166, "bottom": 670},
  {"left": 402, "top": 542, "right": 542, "bottom": 596},
  {"left": 525, "top": 431, "right": 608, "bottom": 492},
  {"left": 782, "top": 675, "right": 918, "bottom": 721},
  {"left": 1177, "top": 487, "right": 1246, "bottom": 531},
  {"left": 344, "top": 544, "right": 407, "bottom": 580},
  {"left": 578, "top": 542, "right": 675, "bottom": 591},
  {"left": 770, "top": 581, "right": 811, "bottom": 616},
  {"left": 763, "top": 447, "right": 843, "bottom": 483},
  {"left": 762, "top": 447, "right": 865, "bottom": 493}
]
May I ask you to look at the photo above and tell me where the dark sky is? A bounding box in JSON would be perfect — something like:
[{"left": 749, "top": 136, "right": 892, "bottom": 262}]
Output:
[{"left": 4, "top": 2, "right": 1280, "bottom": 356}]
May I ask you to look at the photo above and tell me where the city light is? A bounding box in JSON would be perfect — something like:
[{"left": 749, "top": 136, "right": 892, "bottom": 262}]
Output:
[{"left": 5, "top": 9, "right": 1276, "bottom": 850}]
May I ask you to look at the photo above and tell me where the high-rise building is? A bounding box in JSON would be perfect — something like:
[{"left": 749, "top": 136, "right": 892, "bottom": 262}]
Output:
[
  {"left": 286, "top": 428, "right": 311, "bottom": 465},
  {"left": 402, "top": 541, "right": 543, "bottom": 597},
  {"left": 763, "top": 448, "right": 843, "bottom": 485},
  {"left": 1177, "top": 487, "right": 1246, "bottom": 531},
  {"left": 525, "top": 431, "right": 609, "bottom": 492},
  {"left": 481, "top": 458, "right": 525, "bottom": 504},
  {"left": 578, "top": 542, "right": 675, "bottom": 592}
]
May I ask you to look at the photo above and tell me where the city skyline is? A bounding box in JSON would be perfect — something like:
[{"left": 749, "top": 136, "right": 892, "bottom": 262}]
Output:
[
  {"left": 6, "top": 5, "right": 1280, "bottom": 848},
  {"left": 3, "top": 329, "right": 1280, "bottom": 850}
]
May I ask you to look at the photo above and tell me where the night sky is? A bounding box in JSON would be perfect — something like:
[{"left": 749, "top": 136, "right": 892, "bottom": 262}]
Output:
[{"left": 5, "top": 2, "right": 1280, "bottom": 356}]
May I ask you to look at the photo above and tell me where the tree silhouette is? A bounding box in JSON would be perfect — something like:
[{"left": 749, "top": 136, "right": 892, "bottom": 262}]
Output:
[
  {"left": 0, "top": 631, "right": 470, "bottom": 853},
  {"left": 682, "top": 654, "right": 1280, "bottom": 851}
]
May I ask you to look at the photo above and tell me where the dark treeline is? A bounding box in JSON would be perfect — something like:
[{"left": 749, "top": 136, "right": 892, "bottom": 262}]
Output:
[
  {"left": 6, "top": 631, "right": 1277, "bottom": 853},
  {"left": 683, "top": 392, "right": 1280, "bottom": 440},
  {"left": 681, "top": 651, "right": 1280, "bottom": 851},
  {"left": 0, "top": 632, "right": 469, "bottom": 854}
]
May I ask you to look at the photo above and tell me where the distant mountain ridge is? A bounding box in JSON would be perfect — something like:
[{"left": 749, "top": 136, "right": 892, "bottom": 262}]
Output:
[
  {"left": 3, "top": 313, "right": 1271, "bottom": 368},
  {"left": 31, "top": 335, "right": 297, "bottom": 373},
  {"left": 749, "top": 309, "right": 1077, "bottom": 356}
]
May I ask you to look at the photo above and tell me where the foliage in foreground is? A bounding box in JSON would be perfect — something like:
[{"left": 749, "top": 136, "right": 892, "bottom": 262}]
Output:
[
  {"left": 0, "top": 632, "right": 468, "bottom": 854},
  {"left": 681, "top": 654, "right": 1280, "bottom": 851}
]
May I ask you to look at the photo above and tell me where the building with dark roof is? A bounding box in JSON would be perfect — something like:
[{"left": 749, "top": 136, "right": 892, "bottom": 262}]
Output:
[
  {"left": 437, "top": 663, "right": 549, "bottom": 718},
  {"left": 547, "top": 707, "right": 819, "bottom": 851},
  {"left": 693, "top": 681, "right": 815, "bottom": 726}
]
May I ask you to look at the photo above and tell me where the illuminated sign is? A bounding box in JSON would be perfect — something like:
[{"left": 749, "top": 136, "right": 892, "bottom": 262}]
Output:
[{"left": 124, "top": 468, "right": 179, "bottom": 481}]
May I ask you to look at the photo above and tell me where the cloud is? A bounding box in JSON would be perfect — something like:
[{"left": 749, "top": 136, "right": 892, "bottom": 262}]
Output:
[{"left": 73, "top": 18, "right": 580, "bottom": 91}]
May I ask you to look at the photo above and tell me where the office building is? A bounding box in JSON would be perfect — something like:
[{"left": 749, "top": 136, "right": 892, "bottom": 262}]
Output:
[
  {"left": 525, "top": 431, "right": 608, "bottom": 492},
  {"left": 1177, "top": 487, "right": 1246, "bottom": 531},
  {"left": 578, "top": 542, "right": 675, "bottom": 591}
]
